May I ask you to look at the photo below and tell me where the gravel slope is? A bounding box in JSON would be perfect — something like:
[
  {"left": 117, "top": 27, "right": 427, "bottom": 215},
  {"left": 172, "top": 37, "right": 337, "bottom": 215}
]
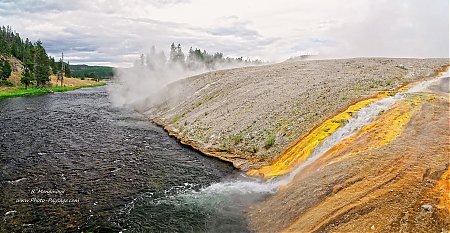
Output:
[
  {"left": 247, "top": 78, "right": 450, "bottom": 233},
  {"left": 144, "top": 58, "right": 448, "bottom": 170}
]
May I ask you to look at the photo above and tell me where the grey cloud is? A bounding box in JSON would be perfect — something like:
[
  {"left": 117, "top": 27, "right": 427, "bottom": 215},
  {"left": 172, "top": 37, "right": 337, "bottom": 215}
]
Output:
[
  {"left": 0, "top": 1, "right": 281, "bottom": 65},
  {"left": 209, "top": 25, "right": 261, "bottom": 40},
  {"left": 44, "top": 38, "right": 97, "bottom": 54},
  {"left": 1, "top": 0, "right": 447, "bottom": 67},
  {"left": 0, "top": 0, "right": 79, "bottom": 15},
  {"left": 37, "top": 14, "right": 198, "bottom": 66}
]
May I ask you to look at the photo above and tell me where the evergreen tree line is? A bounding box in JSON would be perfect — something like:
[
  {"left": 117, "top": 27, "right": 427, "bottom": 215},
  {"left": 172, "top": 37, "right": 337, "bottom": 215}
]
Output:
[
  {"left": 0, "top": 25, "right": 70, "bottom": 88},
  {"left": 70, "top": 65, "right": 113, "bottom": 79},
  {"left": 137, "top": 43, "right": 263, "bottom": 70}
]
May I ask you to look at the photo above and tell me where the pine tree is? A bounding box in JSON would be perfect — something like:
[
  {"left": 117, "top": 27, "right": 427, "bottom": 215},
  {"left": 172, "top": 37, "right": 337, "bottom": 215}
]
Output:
[
  {"left": 21, "top": 67, "right": 33, "bottom": 88},
  {"left": 23, "top": 39, "right": 34, "bottom": 72},
  {"left": 0, "top": 37, "right": 7, "bottom": 54},
  {"left": 49, "top": 56, "right": 57, "bottom": 75},
  {"left": 0, "top": 26, "right": 58, "bottom": 87},
  {"left": 176, "top": 44, "right": 185, "bottom": 61},
  {"left": 0, "top": 59, "right": 11, "bottom": 80},
  {"left": 169, "top": 42, "right": 176, "bottom": 62},
  {"left": 65, "top": 61, "right": 71, "bottom": 77},
  {"left": 34, "top": 40, "right": 50, "bottom": 87}
]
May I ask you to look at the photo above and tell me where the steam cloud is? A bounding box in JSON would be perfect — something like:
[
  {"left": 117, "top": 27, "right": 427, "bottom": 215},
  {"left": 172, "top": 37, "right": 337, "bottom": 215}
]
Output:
[
  {"left": 108, "top": 46, "right": 263, "bottom": 110},
  {"left": 317, "top": 0, "right": 449, "bottom": 58}
]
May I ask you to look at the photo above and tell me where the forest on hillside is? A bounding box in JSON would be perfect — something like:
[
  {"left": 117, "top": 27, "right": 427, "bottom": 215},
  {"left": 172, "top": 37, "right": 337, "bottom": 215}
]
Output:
[
  {"left": 70, "top": 65, "right": 113, "bottom": 79},
  {"left": 0, "top": 25, "right": 263, "bottom": 88},
  {"left": 0, "top": 25, "right": 70, "bottom": 88}
]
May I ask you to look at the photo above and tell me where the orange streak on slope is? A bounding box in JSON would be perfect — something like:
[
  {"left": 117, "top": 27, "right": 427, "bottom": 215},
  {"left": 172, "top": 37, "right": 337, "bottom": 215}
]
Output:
[
  {"left": 282, "top": 97, "right": 426, "bottom": 233},
  {"left": 333, "top": 98, "right": 421, "bottom": 162},
  {"left": 247, "top": 92, "right": 394, "bottom": 179}
]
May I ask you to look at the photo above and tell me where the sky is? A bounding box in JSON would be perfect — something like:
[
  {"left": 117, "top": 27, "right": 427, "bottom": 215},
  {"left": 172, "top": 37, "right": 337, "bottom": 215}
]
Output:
[{"left": 0, "top": 0, "right": 448, "bottom": 67}]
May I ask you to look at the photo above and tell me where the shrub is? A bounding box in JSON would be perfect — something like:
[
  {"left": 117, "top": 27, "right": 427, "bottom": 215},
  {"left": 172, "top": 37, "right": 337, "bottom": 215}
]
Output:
[
  {"left": 264, "top": 133, "right": 276, "bottom": 149},
  {"left": 0, "top": 79, "right": 13, "bottom": 86}
]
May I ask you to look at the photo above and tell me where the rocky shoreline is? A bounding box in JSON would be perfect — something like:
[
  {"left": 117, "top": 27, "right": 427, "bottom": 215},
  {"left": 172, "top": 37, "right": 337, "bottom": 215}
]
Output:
[
  {"left": 146, "top": 58, "right": 449, "bottom": 171},
  {"left": 144, "top": 58, "right": 449, "bottom": 233}
]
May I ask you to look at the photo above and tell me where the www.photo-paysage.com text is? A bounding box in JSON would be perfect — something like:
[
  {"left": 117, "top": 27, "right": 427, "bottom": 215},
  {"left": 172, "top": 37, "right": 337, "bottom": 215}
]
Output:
[
  {"left": 14, "top": 189, "right": 79, "bottom": 204},
  {"left": 16, "top": 198, "right": 79, "bottom": 204}
]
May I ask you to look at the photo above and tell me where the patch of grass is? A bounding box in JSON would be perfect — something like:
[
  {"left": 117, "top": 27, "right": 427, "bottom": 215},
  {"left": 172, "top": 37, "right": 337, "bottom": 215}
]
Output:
[
  {"left": 191, "top": 95, "right": 216, "bottom": 110},
  {"left": 0, "top": 82, "right": 106, "bottom": 100},
  {"left": 192, "top": 101, "right": 203, "bottom": 110},
  {"left": 264, "top": 133, "right": 276, "bottom": 149},
  {"left": 351, "top": 86, "right": 371, "bottom": 91},
  {"left": 219, "top": 140, "right": 231, "bottom": 151},
  {"left": 251, "top": 144, "right": 259, "bottom": 153},
  {"left": 0, "top": 88, "right": 48, "bottom": 99},
  {"left": 233, "top": 133, "right": 244, "bottom": 145},
  {"left": 170, "top": 114, "right": 183, "bottom": 124},
  {"left": 49, "top": 83, "right": 105, "bottom": 92},
  {"left": 395, "top": 65, "right": 407, "bottom": 70}
]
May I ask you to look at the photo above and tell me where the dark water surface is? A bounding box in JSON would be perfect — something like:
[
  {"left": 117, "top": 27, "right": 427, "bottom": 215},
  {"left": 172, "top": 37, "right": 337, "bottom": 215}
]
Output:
[{"left": 0, "top": 86, "right": 250, "bottom": 232}]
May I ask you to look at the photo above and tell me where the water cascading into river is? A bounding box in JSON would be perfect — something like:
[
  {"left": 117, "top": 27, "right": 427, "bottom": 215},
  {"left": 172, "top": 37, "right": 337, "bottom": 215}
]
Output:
[
  {"left": 246, "top": 69, "right": 449, "bottom": 185},
  {"left": 118, "top": 68, "right": 449, "bottom": 232},
  {"left": 194, "top": 68, "right": 450, "bottom": 196}
]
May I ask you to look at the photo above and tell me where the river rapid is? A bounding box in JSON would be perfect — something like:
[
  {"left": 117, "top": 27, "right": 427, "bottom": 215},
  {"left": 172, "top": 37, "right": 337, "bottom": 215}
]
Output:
[
  {"left": 3, "top": 70, "right": 446, "bottom": 232},
  {"left": 0, "top": 86, "right": 251, "bottom": 232}
]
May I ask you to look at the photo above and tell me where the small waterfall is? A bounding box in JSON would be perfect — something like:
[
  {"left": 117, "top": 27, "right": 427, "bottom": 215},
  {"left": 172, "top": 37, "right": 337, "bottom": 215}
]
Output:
[
  {"left": 119, "top": 69, "right": 449, "bottom": 232},
  {"left": 194, "top": 69, "right": 450, "bottom": 194}
]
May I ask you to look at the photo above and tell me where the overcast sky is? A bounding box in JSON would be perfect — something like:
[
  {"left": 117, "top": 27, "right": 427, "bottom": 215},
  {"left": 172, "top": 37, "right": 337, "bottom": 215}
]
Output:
[{"left": 0, "top": 0, "right": 448, "bottom": 67}]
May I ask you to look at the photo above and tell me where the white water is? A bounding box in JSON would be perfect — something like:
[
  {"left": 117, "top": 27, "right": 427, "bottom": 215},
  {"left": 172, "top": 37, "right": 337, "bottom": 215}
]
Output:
[
  {"left": 134, "top": 70, "right": 449, "bottom": 226},
  {"left": 185, "top": 69, "right": 450, "bottom": 197},
  {"left": 405, "top": 70, "right": 449, "bottom": 93}
]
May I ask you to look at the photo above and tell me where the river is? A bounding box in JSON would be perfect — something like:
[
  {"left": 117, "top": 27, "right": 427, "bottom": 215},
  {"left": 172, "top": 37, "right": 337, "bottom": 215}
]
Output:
[
  {"left": 4, "top": 73, "right": 445, "bottom": 232},
  {"left": 0, "top": 86, "right": 251, "bottom": 232}
]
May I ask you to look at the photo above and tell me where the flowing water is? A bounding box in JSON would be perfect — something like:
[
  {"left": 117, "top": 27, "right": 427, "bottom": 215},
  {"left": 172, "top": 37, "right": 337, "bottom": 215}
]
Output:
[
  {"left": 0, "top": 86, "right": 248, "bottom": 232},
  {"left": 198, "top": 70, "right": 450, "bottom": 199},
  {"left": 1, "top": 71, "right": 447, "bottom": 232}
]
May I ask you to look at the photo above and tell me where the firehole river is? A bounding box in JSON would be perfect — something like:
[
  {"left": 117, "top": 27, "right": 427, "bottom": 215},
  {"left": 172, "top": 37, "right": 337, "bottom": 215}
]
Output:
[
  {"left": 0, "top": 86, "right": 263, "bottom": 232},
  {"left": 2, "top": 71, "right": 448, "bottom": 232}
]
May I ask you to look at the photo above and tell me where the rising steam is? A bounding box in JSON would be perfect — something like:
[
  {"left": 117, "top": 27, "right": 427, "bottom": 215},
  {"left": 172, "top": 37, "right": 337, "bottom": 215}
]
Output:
[{"left": 108, "top": 45, "right": 264, "bottom": 110}]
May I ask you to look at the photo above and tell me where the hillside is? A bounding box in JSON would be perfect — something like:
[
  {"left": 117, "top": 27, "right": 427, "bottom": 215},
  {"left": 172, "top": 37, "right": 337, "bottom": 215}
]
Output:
[
  {"left": 70, "top": 64, "right": 113, "bottom": 79},
  {"left": 142, "top": 58, "right": 449, "bottom": 232},
  {"left": 0, "top": 25, "right": 106, "bottom": 95},
  {"left": 144, "top": 58, "right": 449, "bottom": 170},
  {"left": 247, "top": 69, "right": 450, "bottom": 232},
  {"left": 0, "top": 56, "right": 105, "bottom": 100}
]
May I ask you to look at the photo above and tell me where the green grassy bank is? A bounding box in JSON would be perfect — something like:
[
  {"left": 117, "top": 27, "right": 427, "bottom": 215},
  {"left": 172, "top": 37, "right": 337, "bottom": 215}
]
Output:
[{"left": 0, "top": 82, "right": 106, "bottom": 100}]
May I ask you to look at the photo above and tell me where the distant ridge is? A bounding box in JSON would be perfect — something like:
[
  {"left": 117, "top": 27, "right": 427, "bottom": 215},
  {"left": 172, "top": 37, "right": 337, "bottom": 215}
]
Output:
[{"left": 69, "top": 64, "right": 114, "bottom": 79}]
